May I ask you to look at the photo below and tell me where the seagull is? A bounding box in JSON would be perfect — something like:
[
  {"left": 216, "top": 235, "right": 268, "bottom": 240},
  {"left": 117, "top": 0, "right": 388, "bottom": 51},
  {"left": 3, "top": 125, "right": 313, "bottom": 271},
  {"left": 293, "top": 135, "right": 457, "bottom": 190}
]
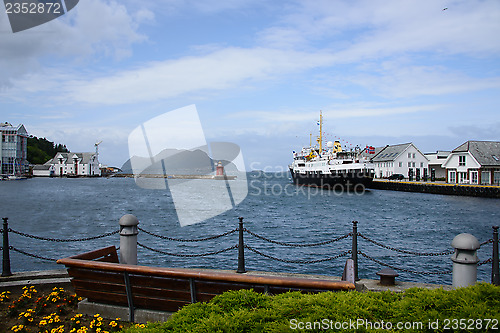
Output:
[{"left": 442, "top": 7, "right": 448, "bottom": 11}]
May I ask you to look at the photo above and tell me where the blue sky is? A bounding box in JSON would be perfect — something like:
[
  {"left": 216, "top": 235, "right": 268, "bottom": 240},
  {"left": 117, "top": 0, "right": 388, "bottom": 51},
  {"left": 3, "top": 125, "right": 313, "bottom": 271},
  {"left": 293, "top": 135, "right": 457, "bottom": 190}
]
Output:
[{"left": 1, "top": 0, "right": 499, "bottom": 170}]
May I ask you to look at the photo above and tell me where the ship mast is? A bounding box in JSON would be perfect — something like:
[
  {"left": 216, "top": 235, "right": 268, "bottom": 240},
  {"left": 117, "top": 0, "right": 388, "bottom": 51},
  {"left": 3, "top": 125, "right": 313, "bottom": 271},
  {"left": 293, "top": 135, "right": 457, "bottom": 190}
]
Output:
[{"left": 318, "top": 111, "right": 323, "bottom": 153}]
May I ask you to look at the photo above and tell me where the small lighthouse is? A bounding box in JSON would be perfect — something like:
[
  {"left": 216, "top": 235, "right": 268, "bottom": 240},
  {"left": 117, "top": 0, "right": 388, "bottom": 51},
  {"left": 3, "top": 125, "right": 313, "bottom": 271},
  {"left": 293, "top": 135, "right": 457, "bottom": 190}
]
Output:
[{"left": 216, "top": 161, "right": 224, "bottom": 176}]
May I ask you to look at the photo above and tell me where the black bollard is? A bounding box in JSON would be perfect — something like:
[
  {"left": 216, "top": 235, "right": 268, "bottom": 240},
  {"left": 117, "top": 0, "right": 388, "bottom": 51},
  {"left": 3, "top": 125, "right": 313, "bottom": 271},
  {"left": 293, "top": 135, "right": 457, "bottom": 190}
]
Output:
[
  {"left": 352, "top": 221, "right": 359, "bottom": 281},
  {"left": 2, "top": 217, "right": 12, "bottom": 277},
  {"left": 492, "top": 226, "right": 499, "bottom": 286},
  {"left": 237, "top": 217, "right": 246, "bottom": 273}
]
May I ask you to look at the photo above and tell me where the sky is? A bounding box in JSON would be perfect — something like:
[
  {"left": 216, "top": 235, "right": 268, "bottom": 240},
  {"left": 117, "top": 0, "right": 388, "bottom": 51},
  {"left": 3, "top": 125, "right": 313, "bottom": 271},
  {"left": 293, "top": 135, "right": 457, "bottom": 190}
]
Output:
[{"left": 1, "top": 0, "right": 500, "bottom": 171}]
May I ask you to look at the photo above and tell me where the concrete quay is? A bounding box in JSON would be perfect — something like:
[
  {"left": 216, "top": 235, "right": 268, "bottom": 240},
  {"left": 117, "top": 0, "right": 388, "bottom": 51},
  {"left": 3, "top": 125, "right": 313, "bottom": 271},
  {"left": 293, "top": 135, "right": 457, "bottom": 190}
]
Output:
[
  {"left": 369, "top": 179, "right": 500, "bottom": 198},
  {"left": 0, "top": 269, "right": 72, "bottom": 292}
]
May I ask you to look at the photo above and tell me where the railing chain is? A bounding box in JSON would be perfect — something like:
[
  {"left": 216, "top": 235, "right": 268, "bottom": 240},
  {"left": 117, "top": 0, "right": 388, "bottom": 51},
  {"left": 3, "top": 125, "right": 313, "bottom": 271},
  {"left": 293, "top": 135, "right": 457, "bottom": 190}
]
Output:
[
  {"left": 358, "top": 251, "right": 452, "bottom": 275},
  {"left": 137, "top": 242, "right": 237, "bottom": 257},
  {"left": 244, "top": 244, "right": 351, "bottom": 264},
  {"left": 480, "top": 239, "right": 493, "bottom": 247},
  {"left": 10, "top": 246, "right": 56, "bottom": 262},
  {"left": 8, "top": 228, "right": 119, "bottom": 242},
  {"left": 244, "top": 229, "right": 352, "bottom": 247},
  {"left": 478, "top": 258, "right": 493, "bottom": 266},
  {"left": 358, "top": 233, "right": 455, "bottom": 256},
  {"left": 138, "top": 227, "right": 238, "bottom": 242}
]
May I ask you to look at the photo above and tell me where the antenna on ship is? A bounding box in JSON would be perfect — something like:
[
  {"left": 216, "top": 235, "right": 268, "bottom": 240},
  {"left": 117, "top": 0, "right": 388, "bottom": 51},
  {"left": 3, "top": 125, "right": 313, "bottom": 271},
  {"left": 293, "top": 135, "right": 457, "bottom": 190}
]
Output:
[{"left": 318, "top": 111, "right": 323, "bottom": 153}]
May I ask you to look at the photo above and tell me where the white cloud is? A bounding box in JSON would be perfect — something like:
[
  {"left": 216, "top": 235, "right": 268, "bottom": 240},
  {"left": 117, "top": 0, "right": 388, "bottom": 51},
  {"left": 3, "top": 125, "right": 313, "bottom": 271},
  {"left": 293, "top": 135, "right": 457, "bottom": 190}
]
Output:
[
  {"left": 260, "top": 0, "right": 500, "bottom": 57},
  {"left": 0, "top": 0, "right": 146, "bottom": 87},
  {"left": 343, "top": 63, "right": 500, "bottom": 98},
  {"left": 48, "top": 47, "right": 335, "bottom": 105}
]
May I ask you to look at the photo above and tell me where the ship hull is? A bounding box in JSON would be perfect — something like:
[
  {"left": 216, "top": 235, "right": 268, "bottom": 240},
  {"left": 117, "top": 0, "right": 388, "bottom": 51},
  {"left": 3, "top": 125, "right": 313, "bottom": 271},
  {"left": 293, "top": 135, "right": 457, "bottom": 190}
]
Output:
[{"left": 289, "top": 168, "right": 373, "bottom": 190}]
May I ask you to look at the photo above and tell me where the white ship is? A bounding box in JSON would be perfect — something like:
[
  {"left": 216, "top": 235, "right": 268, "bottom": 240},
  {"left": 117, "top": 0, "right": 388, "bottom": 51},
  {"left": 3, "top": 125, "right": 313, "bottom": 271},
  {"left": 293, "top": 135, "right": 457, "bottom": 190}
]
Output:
[{"left": 289, "top": 112, "right": 375, "bottom": 189}]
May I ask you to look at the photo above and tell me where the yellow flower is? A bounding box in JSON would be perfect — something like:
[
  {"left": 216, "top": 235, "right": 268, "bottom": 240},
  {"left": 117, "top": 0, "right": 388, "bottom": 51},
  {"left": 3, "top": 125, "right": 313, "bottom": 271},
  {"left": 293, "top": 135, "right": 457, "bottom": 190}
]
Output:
[{"left": 39, "top": 320, "right": 47, "bottom": 327}]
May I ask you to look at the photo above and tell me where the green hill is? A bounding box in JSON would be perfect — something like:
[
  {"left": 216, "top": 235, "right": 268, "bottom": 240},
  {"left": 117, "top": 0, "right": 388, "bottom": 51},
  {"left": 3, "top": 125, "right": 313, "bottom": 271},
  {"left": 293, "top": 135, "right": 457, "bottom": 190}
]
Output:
[{"left": 27, "top": 136, "right": 69, "bottom": 164}]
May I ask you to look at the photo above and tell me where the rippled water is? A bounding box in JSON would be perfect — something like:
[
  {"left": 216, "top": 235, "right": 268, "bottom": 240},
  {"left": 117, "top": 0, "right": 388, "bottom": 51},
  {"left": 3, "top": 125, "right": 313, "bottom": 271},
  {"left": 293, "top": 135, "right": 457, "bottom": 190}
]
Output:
[{"left": 0, "top": 173, "right": 498, "bottom": 285}]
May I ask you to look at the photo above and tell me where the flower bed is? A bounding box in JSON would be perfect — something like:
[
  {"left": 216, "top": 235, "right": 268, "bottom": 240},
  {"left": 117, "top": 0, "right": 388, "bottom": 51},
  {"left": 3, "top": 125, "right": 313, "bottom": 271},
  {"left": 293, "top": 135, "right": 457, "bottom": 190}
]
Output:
[{"left": 0, "top": 286, "right": 141, "bottom": 333}]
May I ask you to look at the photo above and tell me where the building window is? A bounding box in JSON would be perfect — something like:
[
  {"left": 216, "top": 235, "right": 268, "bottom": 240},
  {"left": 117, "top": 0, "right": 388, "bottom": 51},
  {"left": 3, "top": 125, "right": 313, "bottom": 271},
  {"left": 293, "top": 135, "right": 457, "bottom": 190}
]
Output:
[
  {"left": 420, "top": 162, "right": 424, "bottom": 167},
  {"left": 494, "top": 171, "right": 500, "bottom": 185},
  {"left": 458, "top": 172, "right": 467, "bottom": 184},
  {"left": 471, "top": 171, "right": 478, "bottom": 184},
  {"left": 412, "top": 153, "right": 416, "bottom": 158},
  {"left": 481, "top": 171, "right": 490, "bottom": 185},
  {"left": 459, "top": 155, "right": 466, "bottom": 166},
  {"left": 407, "top": 162, "right": 411, "bottom": 167},
  {"left": 449, "top": 171, "right": 456, "bottom": 183},
  {"left": 408, "top": 153, "right": 411, "bottom": 158},
  {"left": 399, "top": 162, "right": 403, "bottom": 167}
]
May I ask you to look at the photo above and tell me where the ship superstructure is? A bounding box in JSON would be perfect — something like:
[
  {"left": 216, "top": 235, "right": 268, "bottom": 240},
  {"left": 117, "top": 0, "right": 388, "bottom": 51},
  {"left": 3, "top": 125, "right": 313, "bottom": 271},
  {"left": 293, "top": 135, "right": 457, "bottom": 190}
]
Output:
[{"left": 289, "top": 112, "right": 375, "bottom": 189}]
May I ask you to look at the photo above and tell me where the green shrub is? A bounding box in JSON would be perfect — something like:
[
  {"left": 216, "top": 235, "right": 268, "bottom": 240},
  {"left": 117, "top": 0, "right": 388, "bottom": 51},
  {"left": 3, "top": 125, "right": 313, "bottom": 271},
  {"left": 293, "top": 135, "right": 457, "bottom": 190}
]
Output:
[{"left": 122, "top": 283, "right": 500, "bottom": 333}]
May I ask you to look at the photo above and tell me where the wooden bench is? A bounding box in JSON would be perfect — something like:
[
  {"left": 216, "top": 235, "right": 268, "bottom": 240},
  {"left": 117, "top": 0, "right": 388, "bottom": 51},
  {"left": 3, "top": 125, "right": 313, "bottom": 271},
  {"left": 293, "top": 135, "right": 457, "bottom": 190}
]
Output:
[{"left": 57, "top": 246, "right": 355, "bottom": 321}]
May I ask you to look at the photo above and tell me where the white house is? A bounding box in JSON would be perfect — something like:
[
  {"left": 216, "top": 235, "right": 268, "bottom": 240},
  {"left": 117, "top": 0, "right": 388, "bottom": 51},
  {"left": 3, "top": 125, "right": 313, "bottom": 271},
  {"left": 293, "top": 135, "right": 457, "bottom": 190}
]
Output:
[
  {"left": 48, "top": 152, "right": 101, "bottom": 176},
  {"left": 442, "top": 141, "right": 500, "bottom": 185},
  {"left": 370, "top": 143, "right": 429, "bottom": 179},
  {"left": 424, "top": 151, "right": 450, "bottom": 180},
  {"left": 32, "top": 164, "right": 55, "bottom": 177}
]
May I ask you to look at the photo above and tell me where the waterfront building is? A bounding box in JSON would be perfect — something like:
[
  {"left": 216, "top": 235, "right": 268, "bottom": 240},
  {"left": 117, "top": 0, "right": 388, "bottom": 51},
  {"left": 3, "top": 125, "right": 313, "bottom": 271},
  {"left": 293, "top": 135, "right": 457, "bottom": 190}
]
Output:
[
  {"left": 32, "top": 164, "right": 55, "bottom": 177},
  {"left": 442, "top": 141, "right": 500, "bottom": 185},
  {"left": 424, "top": 151, "right": 450, "bottom": 180},
  {"left": 370, "top": 143, "right": 429, "bottom": 179},
  {"left": 0, "top": 122, "right": 29, "bottom": 176},
  {"left": 47, "top": 152, "right": 101, "bottom": 176}
]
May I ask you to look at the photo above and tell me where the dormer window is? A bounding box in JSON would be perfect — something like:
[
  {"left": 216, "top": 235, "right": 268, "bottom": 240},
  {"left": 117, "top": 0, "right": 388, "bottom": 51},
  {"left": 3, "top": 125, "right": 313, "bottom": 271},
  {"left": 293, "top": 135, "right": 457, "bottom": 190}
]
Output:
[{"left": 459, "top": 155, "right": 466, "bottom": 166}]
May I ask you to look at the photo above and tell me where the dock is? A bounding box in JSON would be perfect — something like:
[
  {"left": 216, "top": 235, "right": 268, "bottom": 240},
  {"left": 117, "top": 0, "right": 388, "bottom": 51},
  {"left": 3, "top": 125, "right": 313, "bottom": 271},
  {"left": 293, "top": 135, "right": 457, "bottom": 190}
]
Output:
[{"left": 369, "top": 179, "right": 500, "bottom": 198}]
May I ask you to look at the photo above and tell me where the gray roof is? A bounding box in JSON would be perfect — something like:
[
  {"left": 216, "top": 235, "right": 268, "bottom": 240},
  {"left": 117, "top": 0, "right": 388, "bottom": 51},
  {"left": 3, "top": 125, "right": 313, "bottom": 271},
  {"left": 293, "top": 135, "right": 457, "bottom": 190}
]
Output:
[
  {"left": 453, "top": 141, "right": 500, "bottom": 166},
  {"left": 371, "top": 143, "right": 413, "bottom": 162},
  {"left": 52, "top": 152, "right": 97, "bottom": 164},
  {"left": 0, "top": 123, "right": 28, "bottom": 135},
  {"left": 32, "top": 164, "right": 52, "bottom": 170},
  {"left": 359, "top": 146, "right": 385, "bottom": 159}
]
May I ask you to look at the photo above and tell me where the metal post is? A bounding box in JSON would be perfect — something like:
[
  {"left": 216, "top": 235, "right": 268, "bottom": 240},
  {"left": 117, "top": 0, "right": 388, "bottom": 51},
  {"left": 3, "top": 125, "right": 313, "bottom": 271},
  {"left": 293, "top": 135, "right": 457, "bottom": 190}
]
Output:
[
  {"left": 351, "top": 221, "right": 359, "bottom": 281},
  {"left": 2, "top": 217, "right": 12, "bottom": 277},
  {"left": 119, "top": 214, "right": 139, "bottom": 265},
  {"left": 492, "top": 226, "right": 499, "bottom": 286},
  {"left": 451, "top": 233, "right": 480, "bottom": 288},
  {"left": 237, "top": 217, "right": 246, "bottom": 273}
]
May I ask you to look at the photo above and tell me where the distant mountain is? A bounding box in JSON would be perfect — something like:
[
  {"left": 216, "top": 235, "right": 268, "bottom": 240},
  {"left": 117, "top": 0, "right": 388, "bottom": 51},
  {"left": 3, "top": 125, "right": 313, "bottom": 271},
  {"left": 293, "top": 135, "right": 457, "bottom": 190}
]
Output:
[{"left": 120, "top": 147, "right": 238, "bottom": 175}]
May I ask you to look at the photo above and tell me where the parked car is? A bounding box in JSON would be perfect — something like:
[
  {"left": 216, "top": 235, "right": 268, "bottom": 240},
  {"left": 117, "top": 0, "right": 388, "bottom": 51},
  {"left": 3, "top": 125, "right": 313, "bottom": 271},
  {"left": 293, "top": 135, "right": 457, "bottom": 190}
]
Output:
[{"left": 388, "top": 174, "right": 405, "bottom": 180}]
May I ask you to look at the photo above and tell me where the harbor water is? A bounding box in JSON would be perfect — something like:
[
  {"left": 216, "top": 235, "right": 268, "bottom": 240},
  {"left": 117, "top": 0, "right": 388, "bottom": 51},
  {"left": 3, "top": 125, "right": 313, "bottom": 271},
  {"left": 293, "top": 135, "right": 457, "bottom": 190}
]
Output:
[{"left": 0, "top": 173, "right": 498, "bottom": 285}]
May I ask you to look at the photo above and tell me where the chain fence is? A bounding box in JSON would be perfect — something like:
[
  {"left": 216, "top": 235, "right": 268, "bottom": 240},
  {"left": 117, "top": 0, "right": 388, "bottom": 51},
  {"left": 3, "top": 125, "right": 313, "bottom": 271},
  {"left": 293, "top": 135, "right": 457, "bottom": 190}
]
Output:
[
  {"left": 138, "top": 226, "right": 237, "bottom": 242},
  {"left": 1, "top": 217, "right": 498, "bottom": 284},
  {"left": 10, "top": 246, "right": 56, "bottom": 262},
  {"left": 244, "top": 245, "right": 351, "bottom": 264},
  {"left": 358, "top": 251, "right": 453, "bottom": 276},
  {"left": 9, "top": 228, "right": 119, "bottom": 242},
  {"left": 357, "top": 233, "right": 455, "bottom": 256},
  {"left": 244, "top": 228, "right": 351, "bottom": 247},
  {"left": 1, "top": 220, "right": 119, "bottom": 268},
  {"left": 137, "top": 241, "right": 237, "bottom": 258}
]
